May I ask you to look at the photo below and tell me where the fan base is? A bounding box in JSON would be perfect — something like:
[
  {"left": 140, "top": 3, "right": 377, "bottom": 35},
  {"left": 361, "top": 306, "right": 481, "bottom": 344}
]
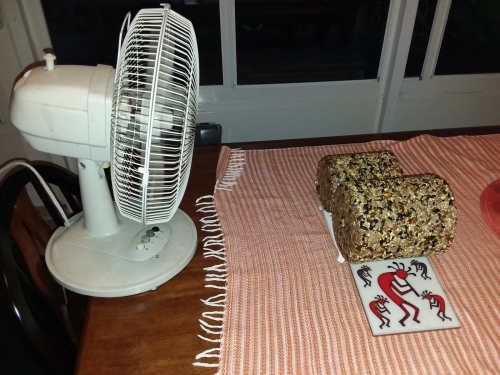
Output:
[{"left": 45, "top": 208, "right": 197, "bottom": 297}]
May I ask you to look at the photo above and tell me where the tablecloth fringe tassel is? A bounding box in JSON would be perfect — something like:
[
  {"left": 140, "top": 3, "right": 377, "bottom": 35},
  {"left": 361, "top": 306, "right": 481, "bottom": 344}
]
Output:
[
  {"left": 193, "top": 348, "right": 222, "bottom": 371},
  {"left": 194, "top": 195, "right": 227, "bottom": 373},
  {"left": 216, "top": 149, "right": 245, "bottom": 191}
]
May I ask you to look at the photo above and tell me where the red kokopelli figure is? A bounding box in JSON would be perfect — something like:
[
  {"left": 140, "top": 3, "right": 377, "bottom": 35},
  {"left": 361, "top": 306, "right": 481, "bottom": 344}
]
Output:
[
  {"left": 422, "top": 290, "right": 452, "bottom": 321},
  {"left": 369, "top": 295, "right": 391, "bottom": 329},
  {"left": 378, "top": 262, "right": 420, "bottom": 326}
]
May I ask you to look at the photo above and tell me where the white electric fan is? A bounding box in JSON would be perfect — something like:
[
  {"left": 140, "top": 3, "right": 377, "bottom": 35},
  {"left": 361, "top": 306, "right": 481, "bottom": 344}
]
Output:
[{"left": 9, "top": 4, "right": 199, "bottom": 297}]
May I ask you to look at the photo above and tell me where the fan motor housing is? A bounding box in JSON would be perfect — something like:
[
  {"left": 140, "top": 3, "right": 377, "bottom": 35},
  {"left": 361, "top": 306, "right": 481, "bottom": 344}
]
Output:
[{"left": 10, "top": 64, "right": 115, "bottom": 161}]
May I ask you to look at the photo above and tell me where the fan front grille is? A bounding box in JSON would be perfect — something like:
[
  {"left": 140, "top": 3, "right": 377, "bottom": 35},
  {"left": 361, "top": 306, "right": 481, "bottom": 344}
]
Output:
[{"left": 111, "top": 6, "right": 199, "bottom": 225}]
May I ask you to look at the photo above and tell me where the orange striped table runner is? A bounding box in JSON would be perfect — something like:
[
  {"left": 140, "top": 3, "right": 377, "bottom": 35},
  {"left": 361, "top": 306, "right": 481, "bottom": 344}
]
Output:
[{"left": 195, "top": 134, "right": 500, "bottom": 374}]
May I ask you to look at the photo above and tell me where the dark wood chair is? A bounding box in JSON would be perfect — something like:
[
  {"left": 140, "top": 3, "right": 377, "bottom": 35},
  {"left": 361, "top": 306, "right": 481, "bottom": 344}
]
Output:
[{"left": 0, "top": 163, "right": 85, "bottom": 375}]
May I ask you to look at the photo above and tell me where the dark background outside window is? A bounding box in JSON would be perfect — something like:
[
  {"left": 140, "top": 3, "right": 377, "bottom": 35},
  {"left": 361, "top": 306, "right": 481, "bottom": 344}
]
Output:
[
  {"left": 40, "top": 0, "right": 500, "bottom": 86},
  {"left": 405, "top": 0, "right": 436, "bottom": 77},
  {"left": 235, "top": 0, "right": 391, "bottom": 85},
  {"left": 435, "top": 0, "right": 500, "bottom": 76},
  {"left": 406, "top": 0, "right": 500, "bottom": 77},
  {"left": 40, "top": 0, "right": 223, "bottom": 86}
]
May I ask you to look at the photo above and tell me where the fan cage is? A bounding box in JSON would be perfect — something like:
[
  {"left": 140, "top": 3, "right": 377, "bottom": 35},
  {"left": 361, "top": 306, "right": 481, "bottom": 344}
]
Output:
[{"left": 111, "top": 5, "right": 199, "bottom": 226}]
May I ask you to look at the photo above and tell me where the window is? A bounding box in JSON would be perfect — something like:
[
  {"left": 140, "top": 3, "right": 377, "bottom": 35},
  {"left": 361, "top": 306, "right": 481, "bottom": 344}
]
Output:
[
  {"left": 435, "top": 0, "right": 500, "bottom": 75},
  {"left": 405, "top": 0, "right": 436, "bottom": 77},
  {"left": 235, "top": 0, "right": 390, "bottom": 85},
  {"left": 3, "top": 0, "right": 500, "bottom": 143}
]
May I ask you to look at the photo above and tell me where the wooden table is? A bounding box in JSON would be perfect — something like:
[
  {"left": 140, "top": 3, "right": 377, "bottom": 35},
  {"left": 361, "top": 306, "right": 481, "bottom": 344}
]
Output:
[{"left": 75, "top": 125, "right": 500, "bottom": 375}]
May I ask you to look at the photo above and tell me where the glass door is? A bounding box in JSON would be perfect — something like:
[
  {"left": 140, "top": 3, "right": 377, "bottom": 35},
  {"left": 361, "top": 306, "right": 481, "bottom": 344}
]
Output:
[{"left": 2, "top": 0, "right": 500, "bottom": 143}]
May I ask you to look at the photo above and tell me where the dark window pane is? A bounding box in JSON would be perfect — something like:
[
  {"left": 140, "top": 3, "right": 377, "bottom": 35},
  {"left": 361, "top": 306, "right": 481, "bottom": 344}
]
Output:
[
  {"left": 235, "top": 0, "right": 390, "bottom": 85},
  {"left": 435, "top": 0, "right": 500, "bottom": 75},
  {"left": 405, "top": 0, "right": 437, "bottom": 77},
  {"left": 40, "top": 0, "right": 222, "bottom": 85}
]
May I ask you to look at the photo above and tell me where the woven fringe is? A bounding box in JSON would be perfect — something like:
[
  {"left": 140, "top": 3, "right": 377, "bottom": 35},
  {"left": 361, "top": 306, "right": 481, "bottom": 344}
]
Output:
[
  {"left": 193, "top": 195, "right": 227, "bottom": 373},
  {"left": 216, "top": 149, "right": 245, "bottom": 191}
]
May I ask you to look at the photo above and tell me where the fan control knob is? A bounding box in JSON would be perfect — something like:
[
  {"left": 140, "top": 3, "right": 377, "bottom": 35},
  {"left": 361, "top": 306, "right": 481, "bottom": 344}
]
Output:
[
  {"left": 146, "top": 230, "right": 155, "bottom": 237},
  {"left": 43, "top": 53, "right": 56, "bottom": 71},
  {"left": 141, "top": 235, "right": 150, "bottom": 243},
  {"left": 136, "top": 242, "right": 145, "bottom": 250},
  {"left": 152, "top": 226, "right": 160, "bottom": 232}
]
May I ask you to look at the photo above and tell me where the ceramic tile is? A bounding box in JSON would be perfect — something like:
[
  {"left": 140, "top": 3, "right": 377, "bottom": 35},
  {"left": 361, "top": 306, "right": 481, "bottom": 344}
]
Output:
[{"left": 350, "top": 257, "right": 460, "bottom": 335}]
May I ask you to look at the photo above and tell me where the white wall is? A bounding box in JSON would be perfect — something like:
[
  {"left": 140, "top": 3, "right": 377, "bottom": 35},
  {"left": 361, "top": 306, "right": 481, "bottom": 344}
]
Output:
[
  {"left": 197, "top": 81, "right": 383, "bottom": 143},
  {"left": 0, "top": 0, "right": 76, "bottom": 177}
]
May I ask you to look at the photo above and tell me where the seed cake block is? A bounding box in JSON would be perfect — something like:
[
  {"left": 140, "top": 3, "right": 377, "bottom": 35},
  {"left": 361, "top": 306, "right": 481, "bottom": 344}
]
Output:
[
  {"left": 331, "top": 175, "right": 457, "bottom": 264},
  {"left": 316, "top": 152, "right": 402, "bottom": 213}
]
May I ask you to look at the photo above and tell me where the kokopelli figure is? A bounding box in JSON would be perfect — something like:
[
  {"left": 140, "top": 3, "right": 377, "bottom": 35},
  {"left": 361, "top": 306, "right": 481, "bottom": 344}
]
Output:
[
  {"left": 411, "top": 259, "right": 431, "bottom": 280},
  {"left": 378, "top": 262, "right": 420, "bottom": 326},
  {"left": 422, "top": 290, "right": 452, "bottom": 321},
  {"left": 357, "top": 265, "right": 372, "bottom": 287},
  {"left": 369, "top": 295, "right": 391, "bottom": 329}
]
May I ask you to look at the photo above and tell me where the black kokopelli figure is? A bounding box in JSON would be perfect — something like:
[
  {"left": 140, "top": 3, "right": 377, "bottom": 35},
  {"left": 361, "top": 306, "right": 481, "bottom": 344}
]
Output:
[
  {"left": 410, "top": 259, "right": 431, "bottom": 280},
  {"left": 357, "top": 265, "right": 372, "bottom": 287}
]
